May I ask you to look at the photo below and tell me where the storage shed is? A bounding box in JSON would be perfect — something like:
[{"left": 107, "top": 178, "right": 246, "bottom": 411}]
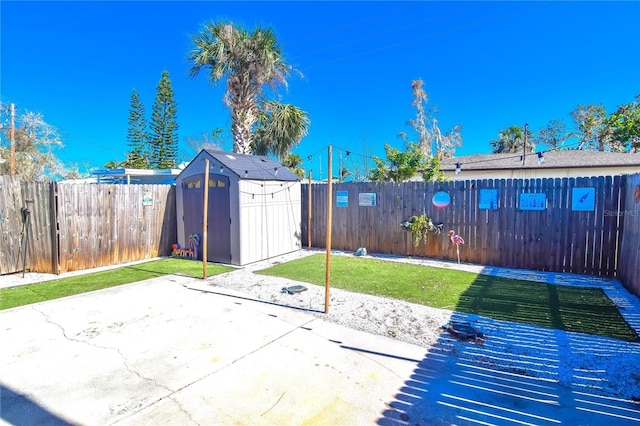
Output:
[{"left": 175, "top": 149, "right": 301, "bottom": 266}]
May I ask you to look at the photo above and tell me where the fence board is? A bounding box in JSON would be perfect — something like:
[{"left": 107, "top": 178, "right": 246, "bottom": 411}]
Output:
[
  {"left": 618, "top": 173, "right": 639, "bottom": 295},
  {"left": 601, "top": 176, "right": 619, "bottom": 276},
  {"left": 21, "top": 181, "right": 55, "bottom": 273}
]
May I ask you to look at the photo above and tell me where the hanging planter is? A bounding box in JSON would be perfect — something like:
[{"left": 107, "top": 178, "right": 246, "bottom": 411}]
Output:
[{"left": 401, "top": 214, "right": 442, "bottom": 246}]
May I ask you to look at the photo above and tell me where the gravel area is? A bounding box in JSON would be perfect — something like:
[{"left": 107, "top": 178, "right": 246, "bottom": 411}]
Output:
[{"left": 206, "top": 249, "right": 453, "bottom": 348}]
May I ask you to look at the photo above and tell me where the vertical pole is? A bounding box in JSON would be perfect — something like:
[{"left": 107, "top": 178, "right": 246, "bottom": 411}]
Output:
[
  {"left": 325, "top": 145, "right": 333, "bottom": 314},
  {"left": 203, "top": 159, "right": 210, "bottom": 279},
  {"left": 522, "top": 123, "right": 528, "bottom": 166},
  {"left": 49, "top": 182, "right": 61, "bottom": 275},
  {"left": 307, "top": 169, "right": 312, "bottom": 249},
  {"left": 10, "top": 103, "right": 16, "bottom": 176}
]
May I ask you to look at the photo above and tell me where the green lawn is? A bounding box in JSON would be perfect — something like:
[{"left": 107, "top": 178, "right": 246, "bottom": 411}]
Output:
[
  {"left": 257, "top": 254, "right": 638, "bottom": 342},
  {"left": 0, "top": 258, "right": 234, "bottom": 311}
]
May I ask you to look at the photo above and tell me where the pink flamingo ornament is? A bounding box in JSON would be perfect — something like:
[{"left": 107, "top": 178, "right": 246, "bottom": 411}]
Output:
[{"left": 448, "top": 230, "right": 465, "bottom": 264}]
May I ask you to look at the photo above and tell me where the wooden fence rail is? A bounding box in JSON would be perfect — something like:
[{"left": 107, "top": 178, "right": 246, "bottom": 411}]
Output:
[
  {"left": 302, "top": 176, "right": 627, "bottom": 278},
  {"left": 0, "top": 178, "right": 176, "bottom": 275}
]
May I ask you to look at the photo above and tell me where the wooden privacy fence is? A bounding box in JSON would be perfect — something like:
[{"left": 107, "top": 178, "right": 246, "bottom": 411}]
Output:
[
  {"left": 0, "top": 176, "right": 177, "bottom": 275},
  {"left": 618, "top": 173, "right": 640, "bottom": 293},
  {"left": 302, "top": 176, "right": 627, "bottom": 278}
]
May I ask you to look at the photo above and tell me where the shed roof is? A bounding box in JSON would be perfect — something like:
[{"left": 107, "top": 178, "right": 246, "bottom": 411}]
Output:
[
  {"left": 440, "top": 151, "right": 640, "bottom": 171},
  {"left": 203, "top": 150, "right": 300, "bottom": 181}
]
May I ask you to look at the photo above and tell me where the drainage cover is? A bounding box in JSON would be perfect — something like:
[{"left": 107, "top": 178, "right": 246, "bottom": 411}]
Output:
[{"left": 281, "top": 285, "right": 308, "bottom": 294}]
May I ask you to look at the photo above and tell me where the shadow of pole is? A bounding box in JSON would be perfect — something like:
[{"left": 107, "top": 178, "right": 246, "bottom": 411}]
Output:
[
  {"left": 180, "top": 283, "right": 326, "bottom": 314},
  {"left": 1, "top": 384, "right": 74, "bottom": 425}
]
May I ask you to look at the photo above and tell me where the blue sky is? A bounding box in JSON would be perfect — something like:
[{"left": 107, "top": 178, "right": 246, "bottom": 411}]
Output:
[{"left": 1, "top": 1, "right": 639, "bottom": 179}]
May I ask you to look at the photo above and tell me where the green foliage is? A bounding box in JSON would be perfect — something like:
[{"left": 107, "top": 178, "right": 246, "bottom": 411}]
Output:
[
  {"left": 282, "top": 152, "right": 305, "bottom": 178},
  {"left": 253, "top": 100, "right": 310, "bottom": 160},
  {"left": 405, "top": 214, "right": 436, "bottom": 246},
  {"left": 257, "top": 254, "right": 638, "bottom": 341},
  {"left": 490, "top": 125, "right": 535, "bottom": 153},
  {"left": 150, "top": 70, "right": 179, "bottom": 168},
  {"left": 606, "top": 94, "right": 640, "bottom": 152},
  {"left": 103, "top": 159, "right": 124, "bottom": 170},
  {"left": 369, "top": 142, "right": 443, "bottom": 183},
  {"left": 0, "top": 258, "right": 233, "bottom": 310},
  {"left": 531, "top": 94, "right": 639, "bottom": 153},
  {"left": 570, "top": 103, "right": 610, "bottom": 151},
  {"left": 124, "top": 89, "right": 150, "bottom": 168}
]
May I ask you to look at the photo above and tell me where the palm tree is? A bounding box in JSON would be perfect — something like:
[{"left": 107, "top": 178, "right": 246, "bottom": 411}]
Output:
[
  {"left": 103, "top": 159, "right": 124, "bottom": 170},
  {"left": 253, "top": 100, "right": 310, "bottom": 160},
  {"left": 188, "top": 22, "right": 290, "bottom": 154},
  {"left": 490, "top": 125, "right": 534, "bottom": 153},
  {"left": 281, "top": 153, "right": 305, "bottom": 178}
]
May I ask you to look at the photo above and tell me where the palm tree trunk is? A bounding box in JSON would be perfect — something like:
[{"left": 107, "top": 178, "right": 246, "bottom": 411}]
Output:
[{"left": 230, "top": 104, "right": 257, "bottom": 154}]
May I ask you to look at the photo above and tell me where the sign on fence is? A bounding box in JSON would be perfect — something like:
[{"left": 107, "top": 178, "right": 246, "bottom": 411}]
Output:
[
  {"left": 336, "top": 190, "right": 348, "bottom": 208},
  {"left": 519, "top": 193, "right": 547, "bottom": 211},
  {"left": 571, "top": 188, "right": 595, "bottom": 211},
  {"left": 358, "top": 192, "right": 376, "bottom": 207},
  {"left": 479, "top": 189, "right": 499, "bottom": 210}
]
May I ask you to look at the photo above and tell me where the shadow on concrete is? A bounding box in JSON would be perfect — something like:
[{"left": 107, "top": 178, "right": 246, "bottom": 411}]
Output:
[
  {"left": 375, "top": 310, "right": 640, "bottom": 425},
  {"left": 181, "top": 284, "right": 325, "bottom": 314},
  {"left": 1, "top": 384, "right": 72, "bottom": 425},
  {"left": 375, "top": 266, "right": 640, "bottom": 425}
]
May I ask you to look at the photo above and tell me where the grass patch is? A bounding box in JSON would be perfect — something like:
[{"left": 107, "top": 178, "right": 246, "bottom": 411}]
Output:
[
  {"left": 0, "top": 258, "right": 233, "bottom": 311},
  {"left": 258, "top": 254, "right": 638, "bottom": 342}
]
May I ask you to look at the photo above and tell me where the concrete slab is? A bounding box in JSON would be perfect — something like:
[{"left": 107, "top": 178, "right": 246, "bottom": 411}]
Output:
[{"left": 2, "top": 275, "right": 640, "bottom": 425}]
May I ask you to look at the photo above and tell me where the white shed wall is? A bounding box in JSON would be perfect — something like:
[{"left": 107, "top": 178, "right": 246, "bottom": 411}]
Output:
[{"left": 238, "top": 180, "right": 301, "bottom": 265}]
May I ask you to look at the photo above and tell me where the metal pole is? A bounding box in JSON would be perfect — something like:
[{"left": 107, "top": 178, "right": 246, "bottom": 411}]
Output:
[
  {"left": 325, "top": 145, "right": 333, "bottom": 314},
  {"left": 203, "top": 159, "right": 210, "bottom": 279},
  {"left": 21, "top": 202, "right": 32, "bottom": 278}
]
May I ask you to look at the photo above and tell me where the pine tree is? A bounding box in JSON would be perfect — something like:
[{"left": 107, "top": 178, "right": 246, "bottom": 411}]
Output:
[
  {"left": 124, "top": 89, "right": 149, "bottom": 168},
  {"left": 149, "top": 70, "right": 179, "bottom": 168}
]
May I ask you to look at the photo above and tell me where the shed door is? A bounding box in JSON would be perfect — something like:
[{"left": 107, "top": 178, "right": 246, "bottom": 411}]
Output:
[
  {"left": 181, "top": 173, "right": 231, "bottom": 263},
  {"left": 206, "top": 174, "right": 231, "bottom": 263}
]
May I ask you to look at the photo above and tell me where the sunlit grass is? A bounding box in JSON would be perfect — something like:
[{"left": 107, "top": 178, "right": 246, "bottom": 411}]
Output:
[
  {"left": 257, "top": 254, "right": 638, "bottom": 342},
  {"left": 0, "top": 258, "right": 233, "bottom": 310}
]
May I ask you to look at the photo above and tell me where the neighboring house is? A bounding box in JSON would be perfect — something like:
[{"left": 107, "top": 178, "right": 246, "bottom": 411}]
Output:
[
  {"left": 91, "top": 168, "right": 182, "bottom": 185},
  {"left": 440, "top": 151, "right": 640, "bottom": 180}
]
